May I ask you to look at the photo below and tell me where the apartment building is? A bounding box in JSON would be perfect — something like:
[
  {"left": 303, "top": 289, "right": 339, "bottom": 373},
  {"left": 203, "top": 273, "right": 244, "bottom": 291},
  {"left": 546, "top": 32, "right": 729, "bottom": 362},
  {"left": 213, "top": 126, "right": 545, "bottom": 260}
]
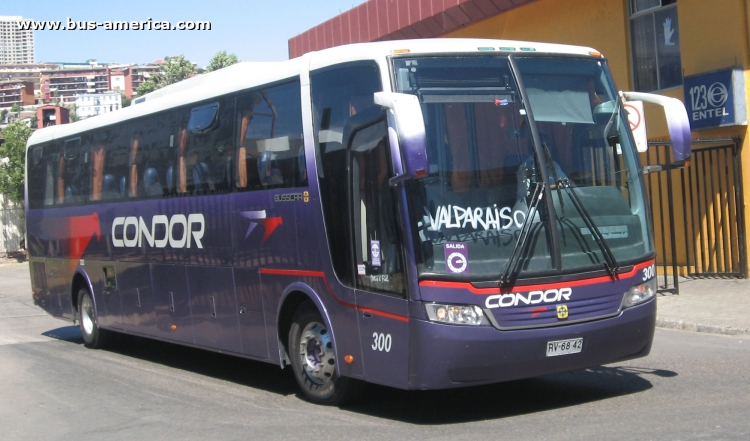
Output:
[
  {"left": 0, "top": 16, "right": 34, "bottom": 64},
  {"left": 0, "top": 81, "right": 34, "bottom": 108},
  {"left": 41, "top": 61, "right": 109, "bottom": 105},
  {"left": 107, "top": 63, "right": 162, "bottom": 98},
  {"left": 0, "top": 63, "right": 60, "bottom": 102}
]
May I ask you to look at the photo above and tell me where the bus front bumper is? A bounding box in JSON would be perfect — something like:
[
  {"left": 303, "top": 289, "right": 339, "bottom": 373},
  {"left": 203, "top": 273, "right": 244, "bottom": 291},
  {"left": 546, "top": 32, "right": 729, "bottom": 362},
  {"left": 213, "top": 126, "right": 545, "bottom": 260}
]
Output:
[{"left": 408, "top": 298, "right": 655, "bottom": 390}]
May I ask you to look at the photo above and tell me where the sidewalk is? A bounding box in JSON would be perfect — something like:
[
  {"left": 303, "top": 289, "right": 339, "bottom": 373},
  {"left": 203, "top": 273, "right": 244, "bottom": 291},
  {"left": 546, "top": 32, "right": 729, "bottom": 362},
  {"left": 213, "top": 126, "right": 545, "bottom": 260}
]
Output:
[{"left": 657, "top": 277, "right": 750, "bottom": 335}]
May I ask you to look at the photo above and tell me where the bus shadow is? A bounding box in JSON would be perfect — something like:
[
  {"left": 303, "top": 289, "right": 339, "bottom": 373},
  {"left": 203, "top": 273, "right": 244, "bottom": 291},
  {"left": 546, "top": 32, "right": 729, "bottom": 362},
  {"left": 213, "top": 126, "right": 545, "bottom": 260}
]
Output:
[
  {"left": 101, "top": 332, "right": 298, "bottom": 397},
  {"left": 42, "top": 326, "right": 675, "bottom": 423},
  {"left": 344, "top": 365, "right": 674, "bottom": 424},
  {"left": 42, "top": 325, "right": 84, "bottom": 343}
]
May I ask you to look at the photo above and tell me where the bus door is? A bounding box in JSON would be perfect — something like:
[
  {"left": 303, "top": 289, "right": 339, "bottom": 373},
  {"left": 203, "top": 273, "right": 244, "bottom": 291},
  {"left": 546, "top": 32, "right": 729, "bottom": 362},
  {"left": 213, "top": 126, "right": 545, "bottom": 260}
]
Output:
[{"left": 350, "top": 120, "right": 410, "bottom": 389}]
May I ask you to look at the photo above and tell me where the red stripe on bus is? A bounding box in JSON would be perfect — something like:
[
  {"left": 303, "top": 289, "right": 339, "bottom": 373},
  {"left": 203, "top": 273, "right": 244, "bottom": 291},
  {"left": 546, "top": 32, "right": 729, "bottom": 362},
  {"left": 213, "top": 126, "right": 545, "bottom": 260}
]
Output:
[
  {"left": 419, "top": 260, "right": 656, "bottom": 295},
  {"left": 260, "top": 268, "right": 325, "bottom": 278},
  {"left": 259, "top": 268, "right": 409, "bottom": 322}
]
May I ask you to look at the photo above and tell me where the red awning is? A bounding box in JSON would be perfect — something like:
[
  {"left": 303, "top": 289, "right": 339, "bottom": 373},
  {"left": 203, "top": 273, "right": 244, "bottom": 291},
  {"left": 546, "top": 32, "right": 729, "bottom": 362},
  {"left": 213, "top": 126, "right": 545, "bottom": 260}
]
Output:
[{"left": 288, "top": 0, "right": 537, "bottom": 58}]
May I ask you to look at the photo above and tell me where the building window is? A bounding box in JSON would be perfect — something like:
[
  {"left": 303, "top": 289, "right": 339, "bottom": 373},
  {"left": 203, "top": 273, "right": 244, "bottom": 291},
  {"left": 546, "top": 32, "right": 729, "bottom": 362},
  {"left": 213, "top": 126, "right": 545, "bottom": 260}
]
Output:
[{"left": 630, "top": 0, "right": 682, "bottom": 91}]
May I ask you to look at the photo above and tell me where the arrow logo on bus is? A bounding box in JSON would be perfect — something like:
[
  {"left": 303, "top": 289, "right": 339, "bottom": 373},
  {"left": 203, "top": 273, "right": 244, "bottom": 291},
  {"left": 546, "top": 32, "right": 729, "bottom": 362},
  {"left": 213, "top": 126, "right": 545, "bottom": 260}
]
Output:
[{"left": 240, "top": 210, "right": 282, "bottom": 243}]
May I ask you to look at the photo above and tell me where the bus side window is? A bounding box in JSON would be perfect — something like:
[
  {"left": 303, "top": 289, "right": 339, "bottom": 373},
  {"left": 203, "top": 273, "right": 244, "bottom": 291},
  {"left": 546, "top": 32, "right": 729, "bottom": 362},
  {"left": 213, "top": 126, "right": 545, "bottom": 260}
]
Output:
[
  {"left": 59, "top": 137, "right": 90, "bottom": 205},
  {"left": 235, "top": 80, "right": 305, "bottom": 191},
  {"left": 185, "top": 98, "right": 235, "bottom": 195},
  {"left": 26, "top": 144, "right": 55, "bottom": 209},
  {"left": 91, "top": 129, "right": 123, "bottom": 202},
  {"left": 350, "top": 121, "right": 406, "bottom": 296},
  {"left": 311, "top": 62, "right": 382, "bottom": 287},
  {"left": 137, "top": 114, "right": 176, "bottom": 199}
]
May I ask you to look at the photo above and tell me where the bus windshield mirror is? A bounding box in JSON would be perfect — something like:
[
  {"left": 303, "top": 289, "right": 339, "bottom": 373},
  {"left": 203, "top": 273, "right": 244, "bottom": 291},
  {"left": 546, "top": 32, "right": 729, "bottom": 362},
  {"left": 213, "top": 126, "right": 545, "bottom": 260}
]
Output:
[{"left": 602, "top": 97, "right": 622, "bottom": 148}]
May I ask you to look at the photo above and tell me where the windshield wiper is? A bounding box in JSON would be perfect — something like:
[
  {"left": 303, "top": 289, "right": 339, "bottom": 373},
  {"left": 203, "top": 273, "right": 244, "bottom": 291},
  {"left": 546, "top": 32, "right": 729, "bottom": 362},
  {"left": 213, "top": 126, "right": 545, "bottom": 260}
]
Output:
[
  {"left": 557, "top": 178, "right": 619, "bottom": 277},
  {"left": 500, "top": 182, "right": 544, "bottom": 285}
]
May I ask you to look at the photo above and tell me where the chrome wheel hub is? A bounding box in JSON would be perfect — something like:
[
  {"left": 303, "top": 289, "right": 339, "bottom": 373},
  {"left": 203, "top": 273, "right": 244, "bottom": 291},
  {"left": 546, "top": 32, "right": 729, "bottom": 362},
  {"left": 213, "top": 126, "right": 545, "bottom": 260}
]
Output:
[
  {"left": 80, "top": 295, "right": 94, "bottom": 335},
  {"left": 299, "top": 322, "right": 335, "bottom": 385}
]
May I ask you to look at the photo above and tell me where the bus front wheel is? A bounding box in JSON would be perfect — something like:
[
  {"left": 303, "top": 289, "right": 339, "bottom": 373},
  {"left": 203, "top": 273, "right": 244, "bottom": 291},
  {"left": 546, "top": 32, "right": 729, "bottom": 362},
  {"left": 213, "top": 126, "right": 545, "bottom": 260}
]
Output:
[
  {"left": 288, "top": 302, "right": 359, "bottom": 405},
  {"left": 77, "top": 288, "right": 110, "bottom": 349}
]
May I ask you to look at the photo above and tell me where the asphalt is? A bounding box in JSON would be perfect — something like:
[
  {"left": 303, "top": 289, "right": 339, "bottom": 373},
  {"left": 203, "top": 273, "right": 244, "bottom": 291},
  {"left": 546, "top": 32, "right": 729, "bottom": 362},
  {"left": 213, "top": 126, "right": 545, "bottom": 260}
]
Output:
[{"left": 1, "top": 261, "right": 747, "bottom": 336}]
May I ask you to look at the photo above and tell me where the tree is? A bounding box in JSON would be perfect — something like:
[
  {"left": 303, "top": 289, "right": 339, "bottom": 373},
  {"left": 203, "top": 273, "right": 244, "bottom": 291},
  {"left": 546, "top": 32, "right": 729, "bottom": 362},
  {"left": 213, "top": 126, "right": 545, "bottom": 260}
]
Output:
[
  {"left": 10, "top": 103, "right": 22, "bottom": 113},
  {"left": 121, "top": 93, "right": 131, "bottom": 108},
  {"left": 0, "top": 120, "right": 33, "bottom": 202},
  {"left": 135, "top": 80, "right": 159, "bottom": 97},
  {"left": 63, "top": 103, "right": 79, "bottom": 122},
  {"left": 1, "top": 109, "right": 7, "bottom": 121},
  {"left": 135, "top": 54, "right": 196, "bottom": 96},
  {"left": 160, "top": 54, "right": 195, "bottom": 85},
  {"left": 206, "top": 50, "right": 239, "bottom": 72}
]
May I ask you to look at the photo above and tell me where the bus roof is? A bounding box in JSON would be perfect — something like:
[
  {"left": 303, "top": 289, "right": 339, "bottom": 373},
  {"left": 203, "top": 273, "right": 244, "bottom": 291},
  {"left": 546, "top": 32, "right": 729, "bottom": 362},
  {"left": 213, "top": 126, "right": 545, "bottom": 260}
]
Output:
[{"left": 27, "top": 38, "right": 600, "bottom": 149}]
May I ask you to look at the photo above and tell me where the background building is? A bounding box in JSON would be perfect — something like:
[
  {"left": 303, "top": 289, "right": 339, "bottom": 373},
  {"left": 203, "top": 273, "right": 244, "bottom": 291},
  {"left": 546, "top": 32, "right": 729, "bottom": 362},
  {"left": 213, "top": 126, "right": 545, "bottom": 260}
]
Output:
[
  {"left": 107, "top": 63, "right": 162, "bottom": 98},
  {"left": 41, "top": 60, "right": 108, "bottom": 105},
  {"left": 36, "top": 105, "right": 70, "bottom": 128},
  {"left": 0, "top": 16, "right": 34, "bottom": 64},
  {"left": 0, "top": 63, "right": 60, "bottom": 102},
  {"left": 74, "top": 92, "right": 122, "bottom": 119},
  {"left": 0, "top": 81, "right": 34, "bottom": 108},
  {"left": 290, "top": 0, "right": 750, "bottom": 281}
]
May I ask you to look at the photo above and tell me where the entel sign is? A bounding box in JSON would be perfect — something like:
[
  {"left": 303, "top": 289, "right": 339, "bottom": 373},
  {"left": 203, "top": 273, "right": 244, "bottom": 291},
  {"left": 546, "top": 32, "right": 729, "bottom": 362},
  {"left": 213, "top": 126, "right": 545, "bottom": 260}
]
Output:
[{"left": 683, "top": 68, "right": 747, "bottom": 130}]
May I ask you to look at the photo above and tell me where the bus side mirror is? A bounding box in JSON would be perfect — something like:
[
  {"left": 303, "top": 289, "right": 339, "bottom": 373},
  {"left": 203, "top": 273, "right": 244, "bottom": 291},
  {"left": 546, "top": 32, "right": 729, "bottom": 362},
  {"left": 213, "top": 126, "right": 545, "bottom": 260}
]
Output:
[
  {"left": 373, "top": 92, "right": 429, "bottom": 185},
  {"left": 622, "top": 91, "right": 692, "bottom": 168}
]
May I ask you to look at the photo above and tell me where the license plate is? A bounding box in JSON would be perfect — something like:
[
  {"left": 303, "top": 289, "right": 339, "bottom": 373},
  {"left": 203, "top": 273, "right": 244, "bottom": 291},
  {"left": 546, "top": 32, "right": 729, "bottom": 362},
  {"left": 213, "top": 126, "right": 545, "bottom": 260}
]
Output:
[{"left": 546, "top": 338, "right": 583, "bottom": 357}]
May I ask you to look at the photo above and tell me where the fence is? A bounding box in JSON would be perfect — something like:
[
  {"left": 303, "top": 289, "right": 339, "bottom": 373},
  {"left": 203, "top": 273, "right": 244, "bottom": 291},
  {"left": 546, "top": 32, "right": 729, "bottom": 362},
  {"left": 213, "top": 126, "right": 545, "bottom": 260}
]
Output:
[{"left": 644, "top": 138, "right": 747, "bottom": 294}]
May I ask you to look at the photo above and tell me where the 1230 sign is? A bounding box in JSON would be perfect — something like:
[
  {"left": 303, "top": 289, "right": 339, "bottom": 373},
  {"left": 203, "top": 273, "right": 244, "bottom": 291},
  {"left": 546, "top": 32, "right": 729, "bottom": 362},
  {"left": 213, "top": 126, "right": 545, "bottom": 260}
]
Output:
[{"left": 683, "top": 68, "right": 747, "bottom": 130}]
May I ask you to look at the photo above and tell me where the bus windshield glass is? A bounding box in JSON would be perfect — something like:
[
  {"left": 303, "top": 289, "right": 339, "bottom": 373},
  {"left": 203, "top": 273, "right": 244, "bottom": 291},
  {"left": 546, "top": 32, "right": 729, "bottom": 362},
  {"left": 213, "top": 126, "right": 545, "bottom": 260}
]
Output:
[{"left": 394, "top": 55, "right": 653, "bottom": 280}]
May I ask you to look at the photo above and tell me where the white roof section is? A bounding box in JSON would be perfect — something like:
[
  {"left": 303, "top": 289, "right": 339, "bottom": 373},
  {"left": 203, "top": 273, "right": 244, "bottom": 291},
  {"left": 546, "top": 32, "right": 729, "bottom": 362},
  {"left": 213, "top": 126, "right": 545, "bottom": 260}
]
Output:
[
  {"left": 27, "top": 38, "right": 601, "bottom": 149},
  {"left": 28, "top": 59, "right": 305, "bottom": 147}
]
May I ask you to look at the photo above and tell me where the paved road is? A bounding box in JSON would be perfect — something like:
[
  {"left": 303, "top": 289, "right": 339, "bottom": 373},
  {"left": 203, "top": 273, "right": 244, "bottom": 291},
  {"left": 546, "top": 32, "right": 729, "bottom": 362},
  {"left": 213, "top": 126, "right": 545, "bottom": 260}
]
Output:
[{"left": 1, "top": 263, "right": 749, "bottom": 441}]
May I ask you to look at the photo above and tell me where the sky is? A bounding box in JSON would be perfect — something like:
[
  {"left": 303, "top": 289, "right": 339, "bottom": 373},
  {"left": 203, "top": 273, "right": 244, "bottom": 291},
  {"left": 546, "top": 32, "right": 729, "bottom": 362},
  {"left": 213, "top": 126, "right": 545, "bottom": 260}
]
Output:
[{"left": 4, "top": 0, "right": 366, "bottom": 66}]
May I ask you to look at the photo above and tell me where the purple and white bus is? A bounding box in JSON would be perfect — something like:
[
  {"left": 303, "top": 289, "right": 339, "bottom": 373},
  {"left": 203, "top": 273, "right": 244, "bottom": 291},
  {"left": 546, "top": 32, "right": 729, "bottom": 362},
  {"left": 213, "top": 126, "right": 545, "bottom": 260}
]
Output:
[{"left": 25, "top": 39, "right": 691, "bottom": 404}]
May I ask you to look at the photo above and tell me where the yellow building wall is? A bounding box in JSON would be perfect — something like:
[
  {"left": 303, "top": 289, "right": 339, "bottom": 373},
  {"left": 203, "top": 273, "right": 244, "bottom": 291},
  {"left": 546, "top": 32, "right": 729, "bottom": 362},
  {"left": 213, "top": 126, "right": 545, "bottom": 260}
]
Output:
[
  {"left": 446, "top": 0, "right": 632, "bottom": 89},
  {"left": 680, "top": 0, "right": 749, "bottom": 75},
  {"left": 447, "top": 0, "right": 749, "bottom": 139},
  {"left": 445, "top": 0, "right": 750, "bottom": 276}
]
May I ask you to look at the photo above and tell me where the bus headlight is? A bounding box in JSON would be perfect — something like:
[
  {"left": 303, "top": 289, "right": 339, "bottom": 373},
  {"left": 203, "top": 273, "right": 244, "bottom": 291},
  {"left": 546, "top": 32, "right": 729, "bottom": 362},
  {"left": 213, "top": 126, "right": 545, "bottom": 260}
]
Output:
[
  {"left": 424, "top": 303, "right": 490, "bottom": 326},
  {"left": 622, "top": 277, "right": 657, "bottom": 308}
]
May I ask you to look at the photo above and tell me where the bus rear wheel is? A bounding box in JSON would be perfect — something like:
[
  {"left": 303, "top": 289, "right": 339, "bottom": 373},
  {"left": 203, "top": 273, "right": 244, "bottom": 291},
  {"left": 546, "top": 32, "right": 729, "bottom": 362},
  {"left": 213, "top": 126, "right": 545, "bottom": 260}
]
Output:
[
  {"left": 77, "top": 288, "right": 111, "bottom": 349},
  {"left": 288, "top": 302, "right": 359, "bottom": 405}
]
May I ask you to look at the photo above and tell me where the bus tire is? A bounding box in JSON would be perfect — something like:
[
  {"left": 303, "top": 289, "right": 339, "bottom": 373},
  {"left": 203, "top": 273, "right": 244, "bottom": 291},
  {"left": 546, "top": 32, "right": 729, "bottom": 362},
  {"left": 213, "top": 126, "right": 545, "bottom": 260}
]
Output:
[
  {"left": 288, "top": 302, "right": 359, "bottom": 405},
  {"left": 77, "top": 288, "right": 111, "bottom": 349}
]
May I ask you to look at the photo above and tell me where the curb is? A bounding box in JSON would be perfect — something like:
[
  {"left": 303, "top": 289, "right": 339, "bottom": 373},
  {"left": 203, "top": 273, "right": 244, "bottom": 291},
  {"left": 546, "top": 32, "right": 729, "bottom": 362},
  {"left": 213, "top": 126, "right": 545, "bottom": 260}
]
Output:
[{"left": 656, "top": 318, "right": 750, "bottom": 336}]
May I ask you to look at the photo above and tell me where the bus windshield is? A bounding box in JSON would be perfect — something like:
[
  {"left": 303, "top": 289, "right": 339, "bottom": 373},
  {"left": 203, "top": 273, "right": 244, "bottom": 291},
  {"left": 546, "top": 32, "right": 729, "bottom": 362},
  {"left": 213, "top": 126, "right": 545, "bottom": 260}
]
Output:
[{"left": 394, "top": 55, "right": 653, "bottom": 281}]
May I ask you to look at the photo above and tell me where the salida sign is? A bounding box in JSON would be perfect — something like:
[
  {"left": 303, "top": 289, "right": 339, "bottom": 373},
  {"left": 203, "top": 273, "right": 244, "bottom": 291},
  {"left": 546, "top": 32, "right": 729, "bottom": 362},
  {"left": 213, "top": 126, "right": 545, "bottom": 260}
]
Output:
[{"left": 683, "top": 68, "right": 747, "bottom": 130}]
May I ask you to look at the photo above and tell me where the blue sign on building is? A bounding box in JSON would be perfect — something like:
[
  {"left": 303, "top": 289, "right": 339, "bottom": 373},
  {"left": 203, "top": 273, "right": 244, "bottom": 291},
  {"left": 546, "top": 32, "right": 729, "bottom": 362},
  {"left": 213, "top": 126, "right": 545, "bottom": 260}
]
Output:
[{"left": 683, "top": 68, "right": 747, "bottom": 130}]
